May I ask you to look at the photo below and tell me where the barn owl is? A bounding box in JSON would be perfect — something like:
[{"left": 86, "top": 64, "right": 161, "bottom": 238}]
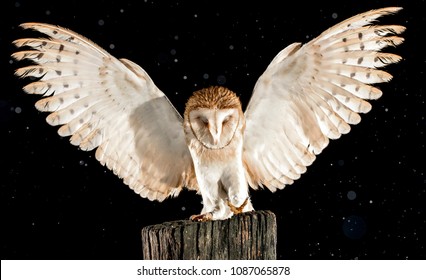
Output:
[{"left": 13, "top": 7, "right": 404, "bottom": 221}]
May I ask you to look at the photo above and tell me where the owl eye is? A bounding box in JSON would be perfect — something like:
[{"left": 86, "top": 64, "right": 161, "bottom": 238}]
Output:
[
  {"left": 223, "top": 115, "right": 231, "bottom": 124},
  {"left": 198, "top": 116, "right": 209, "bottom": 125}
]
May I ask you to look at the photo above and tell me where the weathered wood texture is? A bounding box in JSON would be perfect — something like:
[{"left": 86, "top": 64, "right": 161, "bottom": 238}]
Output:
[{"left": 141, "top": 210, "right": 276, "bottom": 260}]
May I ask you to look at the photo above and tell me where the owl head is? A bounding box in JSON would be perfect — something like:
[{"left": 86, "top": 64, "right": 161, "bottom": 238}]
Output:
[{"left": 184, "top": 86, "right": 244, "bottom": 150}]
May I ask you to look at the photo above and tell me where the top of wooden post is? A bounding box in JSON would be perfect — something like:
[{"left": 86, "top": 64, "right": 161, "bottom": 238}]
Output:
[{"left": 141, "top": 210, "right": 277, "bottom": 260}]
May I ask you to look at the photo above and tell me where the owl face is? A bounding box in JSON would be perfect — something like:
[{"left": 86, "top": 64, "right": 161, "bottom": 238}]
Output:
[{"left": 188, "top": 107, "right": 240, "bottom": 149}]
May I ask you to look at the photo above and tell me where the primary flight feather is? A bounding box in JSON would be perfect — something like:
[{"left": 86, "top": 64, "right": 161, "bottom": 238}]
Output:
[{"left": 13, "top": 7, "right": 404, "bottom": 221}]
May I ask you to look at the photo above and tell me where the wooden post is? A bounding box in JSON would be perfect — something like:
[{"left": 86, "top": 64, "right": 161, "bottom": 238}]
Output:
[{"left": 141, "top": 210, "right": 276, "bottom": 260}]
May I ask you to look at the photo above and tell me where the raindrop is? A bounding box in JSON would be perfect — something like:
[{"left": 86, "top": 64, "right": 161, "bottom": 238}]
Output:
[
  {"left": 347, "top": 190, "right": 356, "bottom": 200},
  {"left": 229, "top": 45, "right": 234, "bottom": 50},
  {"left": 217, "top": 75, "right": 226, "bottom": 85},
  {"left": 98, "top": 19, "right": 105, "bottom": 26},
  {"left": 170, "top": 49, "right": 177, "bottom": 55},
  {"left": 342, "top": 215, "right": 366, "bottom": 239},
  {"left": 181, "top": 206, "right": 186, "bottom": 211},
  {"left": 203, "top": 73, "right": 209, "bottom": 79},
  {"left": 109, "top": 43, "right": 115, "bottom": 50},
  {"left": 332, "top": 12, "right": 338, "bottom": 19},
  {"left": 14, "top": 107, "right": 22, "bottom": 114}
]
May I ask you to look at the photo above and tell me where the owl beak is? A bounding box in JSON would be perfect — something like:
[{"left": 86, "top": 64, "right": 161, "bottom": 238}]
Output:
[
  {"left": 209, "top": 123, "right": 221, "bottom": 145},
  {"left": 212, "top": 134, "right": 220, "bottom": 145}
]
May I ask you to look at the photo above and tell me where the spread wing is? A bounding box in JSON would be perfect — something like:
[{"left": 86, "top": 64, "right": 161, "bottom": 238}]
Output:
[
  {"left": 13, "top": 23, "right": 197, "bottom": 201},
  {"left": 243, "top": 7, "right": 405, "bottom": 191}
]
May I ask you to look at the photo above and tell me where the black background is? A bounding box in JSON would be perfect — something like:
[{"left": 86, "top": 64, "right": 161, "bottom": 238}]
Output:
[{"left": 1, "top": 0, "right": 425, "bottom": 259}]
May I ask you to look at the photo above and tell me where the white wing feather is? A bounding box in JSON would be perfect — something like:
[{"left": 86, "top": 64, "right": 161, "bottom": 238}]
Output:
[
  {"left": 243, "top": 7, "right": 404, "bottom": 191},
  {"left": 13, "top": 23, "right": 196, "bottom": 201}
]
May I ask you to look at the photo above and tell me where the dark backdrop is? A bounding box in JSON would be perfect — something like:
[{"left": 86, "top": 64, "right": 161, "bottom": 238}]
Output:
[{"left": 1, "top": 0, "right": 425, "bottom": 259}]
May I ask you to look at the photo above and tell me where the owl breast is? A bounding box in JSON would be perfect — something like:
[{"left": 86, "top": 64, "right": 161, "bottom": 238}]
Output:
[{"left": 184, "top": 119, "right": 250, "bottom": 219}]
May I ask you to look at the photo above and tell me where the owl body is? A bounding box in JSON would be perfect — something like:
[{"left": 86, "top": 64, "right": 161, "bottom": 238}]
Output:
[
  {"left": 13, "top": 8, "right": 404, "bottom": 221},
  {"left": 185, "top": 136, "right": 252, "bottom": 220},
  {"left": 183, "top": 87, "right": 253, "bottom": 220}
]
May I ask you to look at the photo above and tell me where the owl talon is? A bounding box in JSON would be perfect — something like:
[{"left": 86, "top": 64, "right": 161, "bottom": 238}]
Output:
[
  {"left": 227, "top": 197, "right": 249, "bottom": 215},
  {"left": 190, "top": 212, "right": 213, "bottom": 222}
]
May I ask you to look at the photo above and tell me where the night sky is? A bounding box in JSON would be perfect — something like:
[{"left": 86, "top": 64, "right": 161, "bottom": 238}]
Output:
[{"left": 1, "top": 0, "right": 425, "bottom": 260}]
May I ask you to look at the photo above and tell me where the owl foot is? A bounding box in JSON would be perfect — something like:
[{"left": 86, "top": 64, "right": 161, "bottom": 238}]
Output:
[
  {"left": 190, "top": 212, "right": 213, "bottom": 222},
  {"left": 227, "top": 197, "right": 249, "bottom": 215}
]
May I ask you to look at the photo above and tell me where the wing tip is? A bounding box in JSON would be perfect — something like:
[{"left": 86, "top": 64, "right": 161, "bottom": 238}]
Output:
[
  {"left": 19, "top": 22, "right": 55, "bottom": 30},
  {"left": 384, "top": 6, "right": 403, "bottom": 13},
  {"left": 369, "top": 7, "right": 403, "bottom": 17}
]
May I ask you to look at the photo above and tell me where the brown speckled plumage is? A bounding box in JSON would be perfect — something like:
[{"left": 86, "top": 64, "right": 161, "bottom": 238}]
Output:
[{"left": 184, "top": 86, "right": 242, "bottom": 119}]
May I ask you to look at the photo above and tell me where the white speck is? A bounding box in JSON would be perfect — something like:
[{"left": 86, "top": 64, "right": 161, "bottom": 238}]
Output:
[
  {"left": 369, "top": 200, "right": 373, "bottom": 204},
  {"left": 109, "top": 43, "right": 115, "bottom": 50},
  {"left": 181, "top": 206, "right": 186, "bottom": 211},
  {"left": 229, "top": 45, "right": 234, "bottom": 50},
  {"left": 332, "top": 12, "right": 338, "bottom": 19},
  {"left": 174, "top": 58, "right": 178, "bottom": 63},
  {"left": 120, "top": 9, "right": 124, "bottom": 13},
  {"left": 385, "top": 108, "right": 389, "bottom": 112},
  {"left": 203, "top": 73, "right": 209, "bottom": 79},
  {"left": 183, "top": 75, "right": 187, "bottom": 80},
  {"left": 46, "top": 10, "right": 51, "bottom": 15},
  {"left": 194, "top": 14, "right": 198, "bottom": 18},
  {"left": 170, "top": 49, "right": 177, "bottom": 55},
  {"left": 9, "top": 59, "right": 14, "bottom": 64},
  {"left": 98, "top": 19, "right": 105, "bottom": 26},
  {"left": 14, "top": 107, "right": 22, "bottom": 114},
  {"left": 174, "top": 35, "right": 179, "bottom": 40},
  {"left": 79, "top": 160, "right": 87, "bottom": 166}
]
